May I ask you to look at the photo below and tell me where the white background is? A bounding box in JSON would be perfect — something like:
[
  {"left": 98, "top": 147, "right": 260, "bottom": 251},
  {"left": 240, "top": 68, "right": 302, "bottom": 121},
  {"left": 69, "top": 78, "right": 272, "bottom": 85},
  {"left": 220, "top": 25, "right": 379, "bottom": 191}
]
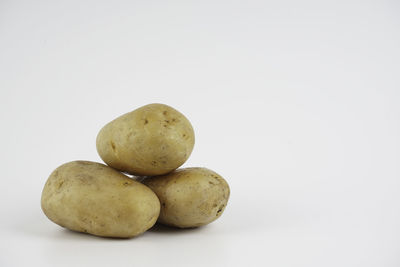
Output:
[{"left": 1, "top": 0, "right": 399, "bottom": 266}]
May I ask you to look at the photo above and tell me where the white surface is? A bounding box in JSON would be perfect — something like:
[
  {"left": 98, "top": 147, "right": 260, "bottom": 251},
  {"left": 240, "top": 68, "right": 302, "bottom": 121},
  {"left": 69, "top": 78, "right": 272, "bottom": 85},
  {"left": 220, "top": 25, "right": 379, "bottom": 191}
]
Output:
[{"left": 1, "top": 0, "right": 400, "bottom": 266}]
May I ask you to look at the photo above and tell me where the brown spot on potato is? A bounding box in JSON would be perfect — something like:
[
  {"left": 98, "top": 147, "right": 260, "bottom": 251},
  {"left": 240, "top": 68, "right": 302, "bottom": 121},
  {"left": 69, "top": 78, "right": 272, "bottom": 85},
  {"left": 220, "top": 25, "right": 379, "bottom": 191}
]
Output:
[
  {"left": 57, "top": 180, "right": 64, "bottom": 189},
  {"left": 216, "top": 204, "right": 225, "bottom": 216},
  {"left": 147, "top": 215, "right": 155, "bottom": 223},
  {"left": 110, "top": 141, "right": 116, "bottom": 152}
]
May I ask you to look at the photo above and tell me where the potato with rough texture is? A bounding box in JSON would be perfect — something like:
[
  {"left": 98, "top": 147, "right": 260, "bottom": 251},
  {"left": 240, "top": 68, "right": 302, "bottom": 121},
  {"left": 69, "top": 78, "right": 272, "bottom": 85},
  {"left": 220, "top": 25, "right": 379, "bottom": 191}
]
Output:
[
  {"left": 96, "top": 103, "right": 195, "bottom": 176},
  {"left": 142, "top": 167, "right": 230, "bottom": 228},
  {"left": 41, "top": 161, "right": 160, "bottom": 238}
]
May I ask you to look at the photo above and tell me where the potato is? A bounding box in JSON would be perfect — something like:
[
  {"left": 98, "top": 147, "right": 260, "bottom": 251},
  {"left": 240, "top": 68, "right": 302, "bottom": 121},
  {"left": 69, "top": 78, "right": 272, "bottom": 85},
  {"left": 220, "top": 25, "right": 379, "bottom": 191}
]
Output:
[
  {"left": 142, "top": 167, "right": 230, "bottom": 228},
  {"left": 41, "top": 161, "right": 160, "bottom": 238},
  {"left": 96, "top": 103, "right": 195, "bottom": 176}
]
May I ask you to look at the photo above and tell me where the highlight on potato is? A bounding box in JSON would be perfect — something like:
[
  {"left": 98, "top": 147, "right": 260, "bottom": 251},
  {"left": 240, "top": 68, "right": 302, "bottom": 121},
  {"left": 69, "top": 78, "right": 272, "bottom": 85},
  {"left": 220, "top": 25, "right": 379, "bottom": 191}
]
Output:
[{"left": 41, "top": 103, "right": 230, "bottom": 238}]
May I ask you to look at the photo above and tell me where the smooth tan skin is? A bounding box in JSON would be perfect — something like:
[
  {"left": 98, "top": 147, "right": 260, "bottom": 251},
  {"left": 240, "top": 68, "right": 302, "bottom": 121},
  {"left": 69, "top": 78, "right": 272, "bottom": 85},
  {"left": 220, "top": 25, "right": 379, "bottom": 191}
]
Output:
[
  {"left": 96, "top": 103, "right": 195, "bottom": 176},
  {"left": 41, "top": 161, "right": 160, "bottom": 238},
  {"left": 143, "top": 168, "right": 230, "bottom": 228}
]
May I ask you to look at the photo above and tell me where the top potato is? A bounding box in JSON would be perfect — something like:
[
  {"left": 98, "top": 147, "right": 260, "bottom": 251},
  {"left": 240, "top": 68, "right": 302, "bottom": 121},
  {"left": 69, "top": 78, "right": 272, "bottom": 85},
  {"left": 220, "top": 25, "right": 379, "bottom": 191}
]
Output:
[{"left": 96, "top": 103, "right": 195, "bottom": 176}]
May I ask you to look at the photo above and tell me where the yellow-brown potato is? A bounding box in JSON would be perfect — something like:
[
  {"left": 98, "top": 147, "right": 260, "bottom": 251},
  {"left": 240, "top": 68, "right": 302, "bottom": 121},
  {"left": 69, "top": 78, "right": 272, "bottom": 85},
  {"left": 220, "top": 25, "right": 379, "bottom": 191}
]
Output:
[
  {"left": 96, "top": 103, "right": 195, "bottom": 176},
  {"left": 142, "top": 167, "right": 230, "bottom": 228},
  {"left": 41, "top": 161, "right": 160, "bottom": 238}
]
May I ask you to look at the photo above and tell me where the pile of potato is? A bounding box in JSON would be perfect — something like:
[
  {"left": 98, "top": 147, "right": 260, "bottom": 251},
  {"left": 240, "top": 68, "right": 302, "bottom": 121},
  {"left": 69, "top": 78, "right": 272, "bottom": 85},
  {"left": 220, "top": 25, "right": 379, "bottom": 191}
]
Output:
[{"left": 41, "top": 104, "right": 230, "bottom": 238}]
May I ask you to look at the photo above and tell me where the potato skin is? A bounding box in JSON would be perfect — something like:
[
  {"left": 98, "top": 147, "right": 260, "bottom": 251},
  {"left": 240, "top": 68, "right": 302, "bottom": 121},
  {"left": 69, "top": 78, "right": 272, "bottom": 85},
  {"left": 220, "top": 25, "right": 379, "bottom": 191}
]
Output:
[
  {"left": 41, "top": 161, "right": 160, "bottom": 238},
  {"left": 142, "top": 168, "right": 230, "bottom": 228},
  {"left": 96, "top": 103, "right": 195, "bottom": 176}
]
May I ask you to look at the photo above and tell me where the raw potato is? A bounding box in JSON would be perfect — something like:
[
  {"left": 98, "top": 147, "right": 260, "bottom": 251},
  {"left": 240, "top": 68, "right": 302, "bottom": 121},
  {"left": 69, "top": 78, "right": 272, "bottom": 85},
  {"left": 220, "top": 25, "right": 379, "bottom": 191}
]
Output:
[
  {"left": 142, "top": 168, "right": 230, "bottom": 228},
  {"left": 96, "top": 103, "right": 195, "bottom": 176},
  {"left": 41, "top": 161, "right": 160, "bottom": 238}
]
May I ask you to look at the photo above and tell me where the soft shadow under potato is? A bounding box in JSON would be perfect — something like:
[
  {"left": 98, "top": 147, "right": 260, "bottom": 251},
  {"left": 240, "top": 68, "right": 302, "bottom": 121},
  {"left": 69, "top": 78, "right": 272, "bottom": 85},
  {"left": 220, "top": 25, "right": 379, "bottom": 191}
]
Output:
[{"left": 148, "top": 223, "right": 207, "bottom": 234}]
